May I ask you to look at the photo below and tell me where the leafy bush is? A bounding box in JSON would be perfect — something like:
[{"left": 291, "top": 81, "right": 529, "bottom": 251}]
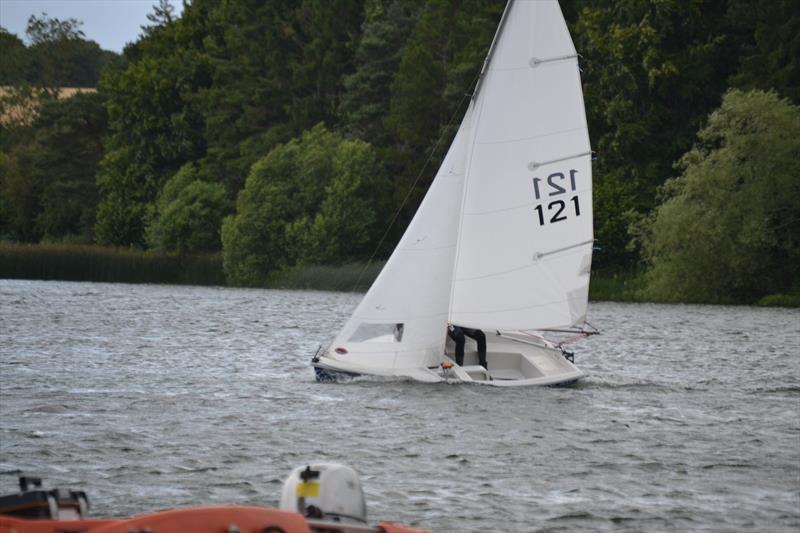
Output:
[
  {"left": 222, "top": 124, "right": 387, "bottom": 286},
  {"left": 639, "top": 90, "right": 800, "bottom": 304},
  {"left": 145, "top": 164, "right": 228, "bottom": 253}
]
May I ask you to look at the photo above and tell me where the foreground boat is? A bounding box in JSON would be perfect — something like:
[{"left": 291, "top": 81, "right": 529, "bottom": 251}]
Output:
[
  {"left": 313, "top": 0, "right": 596, "bottom": 387},
  {"left": 0, "top": 464, "right": 427, "bottom": 533}
]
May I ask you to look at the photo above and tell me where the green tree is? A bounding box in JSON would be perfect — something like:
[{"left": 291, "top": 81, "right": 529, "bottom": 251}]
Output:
[
  {"left": 729, "top": 0, "right": 799, "bottom": 103},
  {"left": 198, "top": 0, "right": 364, "bottom": 197},
  {"left": 639, "top": 89, "right": 800, "bottom": 303},
  {"left": 23, "top": 13, "right": 115, "bottom": 89},
  {"left": 197, "top": 0, "right": 299, "bottom": 195},
  {"left": 0, "top": 28, "right": 28, "bottom": 85},
  {"left": 575, "top": 0, "right": 738, "bottom": 270},
  {"left": 95, "top": 12, "right": 209, "bottom": 247},
  {"left": 385, "top": 0, "right": 503, "bottom": 230},
  {"left": 340, "top": 0, "right": 421, "bottom": 143},
  {"left": 222, "top": 124, "right": 386, "bottom": 286},
  {"left": 387, "top": 0, "right": 501, "bottom": 150},
  {"left": 145, "top": 163, "right": 228, "bottom": 253},
  {"left": 0, "top": 92, "right": 106, "bottom": 242},
  {"left": 289, "top": 140, "right": 385, "bottom": 264}
]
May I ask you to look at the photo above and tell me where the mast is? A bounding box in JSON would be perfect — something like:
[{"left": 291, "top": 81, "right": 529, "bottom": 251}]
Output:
[{"left": 472, "top": 0, "right": 514, "bottom": 101}]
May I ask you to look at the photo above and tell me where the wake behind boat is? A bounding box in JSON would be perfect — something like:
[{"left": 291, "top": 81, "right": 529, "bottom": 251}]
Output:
[{"left": 313, "top": 0, "right": 596, "bottom": 387}]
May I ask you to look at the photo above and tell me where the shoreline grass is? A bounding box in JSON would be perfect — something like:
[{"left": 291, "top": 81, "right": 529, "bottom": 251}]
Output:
[
  {"left": 0, "top": 242, "right": 224, "bottom": 286},
  {"left": 2, "top": 243, "right": 797, "bottom": 307},
  {"left": 588, "top": 270, "right": 647, "bottom": 302},
  {"left": 266, "top": 261, "right": 386, "bottom": 292}
]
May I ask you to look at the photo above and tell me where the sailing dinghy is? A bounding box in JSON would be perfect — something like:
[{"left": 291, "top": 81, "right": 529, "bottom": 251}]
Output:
[{"left": 313, "top": 0, "right": 595, "bottom": 387}]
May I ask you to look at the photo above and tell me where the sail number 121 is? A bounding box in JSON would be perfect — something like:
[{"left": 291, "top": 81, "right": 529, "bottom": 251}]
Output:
[{"left": 532, "top": 169, "right": 581, "bottom": 226}]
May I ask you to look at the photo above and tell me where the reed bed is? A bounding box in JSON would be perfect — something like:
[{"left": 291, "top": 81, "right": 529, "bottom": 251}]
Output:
[
  {"left": 271, "top": 263, "right": 646, "bottom": 302},
  {"left": 8, "top": 245, "right": 790, "bottom": 306},
  {"left": 266, "top": 261, "right": 386, "bottom": 292},
  {"left": 757, "top": 292, "right": 800, "bottom": 308},
  {"left": 588, "top": 271, "right": 646, "bottom": 302},
  {"left": 0, "top": 243, "right": 224, "bottom": 286}
]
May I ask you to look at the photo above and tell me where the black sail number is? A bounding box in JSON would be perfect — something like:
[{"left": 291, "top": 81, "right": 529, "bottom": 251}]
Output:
[
  {"left": 547, "top": 173, "right": 566, "bottom": 196},
  {"left": 532, "top": 169, "right": 582, "bottom": 226},
  {"left": 532, "top": 169, "right": 579, "bottom": 200}
]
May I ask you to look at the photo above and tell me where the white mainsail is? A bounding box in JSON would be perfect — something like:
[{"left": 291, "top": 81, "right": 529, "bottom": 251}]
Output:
[
  {"left": 322, "top": 0, "right": 591, "bottom": 377},
  {"left": 450, "top": 0, "right": 592, "bottom": 331}
]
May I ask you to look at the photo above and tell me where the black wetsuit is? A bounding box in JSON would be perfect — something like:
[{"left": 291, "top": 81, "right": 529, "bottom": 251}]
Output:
[{"left": 448, "top": 326, "right": 487, "bottom": 369}]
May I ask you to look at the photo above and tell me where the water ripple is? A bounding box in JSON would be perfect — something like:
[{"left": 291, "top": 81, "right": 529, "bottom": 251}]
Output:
[{"left": 0, "top": 280, "right": 798, "bottom": 531}]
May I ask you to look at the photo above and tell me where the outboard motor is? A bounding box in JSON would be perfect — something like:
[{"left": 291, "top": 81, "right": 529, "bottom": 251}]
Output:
[
  {"left": 279, "top": 463, "right": 367, "bottom": 526},
  {"left": 0, "top": 476, "right": 89, "bottom": 520}
]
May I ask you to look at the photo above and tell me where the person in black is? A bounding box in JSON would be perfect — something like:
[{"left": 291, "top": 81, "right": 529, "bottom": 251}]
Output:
[{"left": 447, "top": 324, "right": 487, "bottom": 369}]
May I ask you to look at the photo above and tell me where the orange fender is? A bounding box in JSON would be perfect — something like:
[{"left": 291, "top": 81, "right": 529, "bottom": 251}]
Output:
[
  {"left": 0, "top": 508, "right": 431, "bottom": 533},
  {"left": 377, "top": 522, "right": 430, "bottom": 533},
  {"left": 0, "top": 517, "right": 116, "bottom": 532},
  {"left": 1, "top": 506, "right": 311, "bottom": 533}
]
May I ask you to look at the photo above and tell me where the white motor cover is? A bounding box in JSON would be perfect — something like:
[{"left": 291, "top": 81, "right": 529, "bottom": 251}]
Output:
[{"left": 279, "top": 463, "right": 367, "bottom": 524}]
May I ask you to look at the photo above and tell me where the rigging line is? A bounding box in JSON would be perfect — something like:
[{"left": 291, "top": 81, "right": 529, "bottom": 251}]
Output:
[
  {"left": 584, "top": 320, "right": 600, "bottom": 334},
  {"left": 348, "top": 2, "right": 511, "bottom": 294},
  {"left": 348, "top": 81, "right": 480, "bottom": 294}
]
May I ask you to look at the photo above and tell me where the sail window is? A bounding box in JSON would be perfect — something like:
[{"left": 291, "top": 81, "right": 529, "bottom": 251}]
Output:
[{"left": 348, "top": 323, "right": 404, "bottom": 343}]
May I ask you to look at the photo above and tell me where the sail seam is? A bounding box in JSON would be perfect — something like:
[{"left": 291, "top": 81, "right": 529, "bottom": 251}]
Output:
[
  {"left": 398, "top": 243, "right": 456, "bottom": 252},
  {"left": 351, "top": 311, "right": 450, "bottom": 322},
  {"left": 476, "top": 126, "right": 586, "bottom": 146},
  {"left": 463, "top": 191, "right": 590, "bottom": 216},
  {"left": 454, "top": 299, "right": 575, "bottom": 315}
]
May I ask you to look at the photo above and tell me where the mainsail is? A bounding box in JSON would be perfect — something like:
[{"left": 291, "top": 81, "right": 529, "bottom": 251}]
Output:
[
  {"left": 450, "top": 0, "right": 593, "bottom": 331},
  {"left": 325, "top": 0, "right": 591, "bottom": 374}
]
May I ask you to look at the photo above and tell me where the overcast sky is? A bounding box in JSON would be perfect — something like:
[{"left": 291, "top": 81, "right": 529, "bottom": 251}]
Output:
[{"left": 1, "top": 0, "right": 184, "bottom": 53}]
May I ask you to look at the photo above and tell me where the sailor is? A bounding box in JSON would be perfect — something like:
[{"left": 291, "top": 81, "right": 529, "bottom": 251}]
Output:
[{"left": 447, "top": 324, "right": 487, "bottom": 369}]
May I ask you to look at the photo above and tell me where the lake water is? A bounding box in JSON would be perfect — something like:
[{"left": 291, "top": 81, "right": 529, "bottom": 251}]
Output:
[{"left": 1, "top": 279, "right": 798, "bottom": 532}]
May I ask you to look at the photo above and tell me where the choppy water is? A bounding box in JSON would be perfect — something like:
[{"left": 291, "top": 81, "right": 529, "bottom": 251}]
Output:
[{"left": 1, "top": 279, "right": 798, "bottom": 532}]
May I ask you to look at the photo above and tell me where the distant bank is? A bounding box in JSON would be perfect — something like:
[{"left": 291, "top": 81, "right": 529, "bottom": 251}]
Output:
[{"left": 1, "top": 243, "right": 796, "bottom": 307}]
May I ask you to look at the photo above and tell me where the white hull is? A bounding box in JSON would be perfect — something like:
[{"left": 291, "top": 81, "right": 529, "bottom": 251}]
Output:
[{"left": 313, "top": 332, "right": 584, "bottom": 387}]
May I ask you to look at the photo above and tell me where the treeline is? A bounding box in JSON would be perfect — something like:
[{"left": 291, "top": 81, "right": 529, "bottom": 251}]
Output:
[
  {"left": 0, "top": 0, "right": 798, "bottom": 304},
  {"left": 0, "top": 15, "right": 117, "bottom": 88}
]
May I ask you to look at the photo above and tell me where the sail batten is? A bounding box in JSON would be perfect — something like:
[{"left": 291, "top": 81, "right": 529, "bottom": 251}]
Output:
[{"left": 529, "top": 53, "right": 579, "bottom": 67}]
